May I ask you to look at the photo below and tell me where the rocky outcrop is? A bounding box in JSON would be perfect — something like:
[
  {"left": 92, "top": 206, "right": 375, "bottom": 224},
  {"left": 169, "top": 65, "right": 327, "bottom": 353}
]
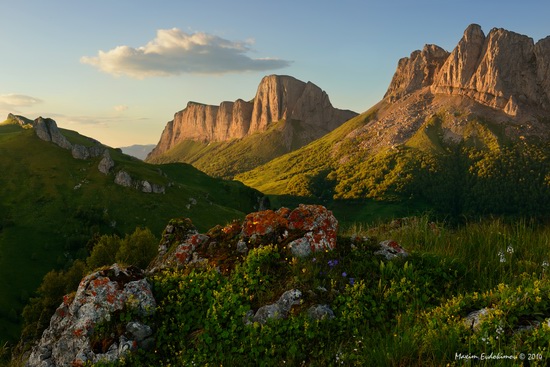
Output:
[
  {"left": 387, "top": 24, "right": 550, "bottom": 117},
  {"left": 148, "top": 204, "right": 338, "bottom": 273},
  {"left": 33, "top": 117, "right": 73, "bottom": 150},
  {"left": 384, "top": 45, "right": 449, "bottom": 102},
  {"left": 26, "top": 265, "right": 156, "bottom": 367},
  {"left": 146, "top": 75, "right": 357, "bottom": 160},
  {"left": 114, "top": 170, "right": 165, "bottom": 194},
  {"left": 7, "top": 113, "right": 33, "bottom": 128},
  {"left": 98, "top": 151, "right": 114, "bottom": 175}
]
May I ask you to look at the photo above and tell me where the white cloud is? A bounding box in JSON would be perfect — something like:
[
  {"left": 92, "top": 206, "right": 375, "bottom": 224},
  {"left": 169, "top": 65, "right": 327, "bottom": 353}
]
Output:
[
  {"left": 114, "top": 104, "right": 129, "bottom": 112},
  {"left": 81, "top": 28, "right": 291, "bottom": 78},
  {"left": 0, "top": 94, "right": 43, "bottom": 108}
]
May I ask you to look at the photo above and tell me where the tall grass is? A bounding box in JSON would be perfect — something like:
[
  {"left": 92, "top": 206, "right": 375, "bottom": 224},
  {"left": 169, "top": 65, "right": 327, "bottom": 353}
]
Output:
[{"left": 347, "top": 216, "right": 550, "bottom": 292}]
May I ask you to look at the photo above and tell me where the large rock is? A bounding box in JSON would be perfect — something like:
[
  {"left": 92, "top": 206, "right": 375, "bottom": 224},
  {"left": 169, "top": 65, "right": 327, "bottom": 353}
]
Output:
[
  {"left": 146, "top": 75, "right": 356, "bottom": 160},
  {"left": 98, "top": 150, "right": 114, "bottom": 174},
  {"left": 33, "top": 117, "right": 72, "bottom": 150},
  {"left": 26, "top": 265, "right": 156, "bottom": 367},
  {"left": 241, "top": 204, "right": 339, "bottom": 258}
]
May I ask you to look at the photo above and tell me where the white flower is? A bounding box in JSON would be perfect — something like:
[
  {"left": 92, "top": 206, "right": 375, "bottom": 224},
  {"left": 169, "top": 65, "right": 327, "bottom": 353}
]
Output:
[
  {"left": 498, "top": 251, "right": 506, "bottom": 263},
  {"left": 506, "top": 245, "right": 514, "bottom": 254}
]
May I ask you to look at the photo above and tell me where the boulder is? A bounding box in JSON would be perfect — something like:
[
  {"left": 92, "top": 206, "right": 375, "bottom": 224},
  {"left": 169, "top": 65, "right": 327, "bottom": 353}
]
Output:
[
  {"left": 307, "top": 304, "right": 335, "bottom": 320},
  {"left": 26, "top": 265, "right": 156, "bottom": 367},
  {"left": 250, "top": 289, "right": 303, "bottom": 324},
  {"left": 33, "top": 117, "right": 72, "bottom": 150},
  {"left": 114, "top": 170, "right": 133, "bottom": 187},
  {"left": 98, "top": 150, "right": 114, "bottom": 174},
  {"left": 241, "top": 204, "right": 338, "bottom": 257},
  {"left": 374, "top": 240, "right": 409, "bottom": 260},
  {"left": 72, "top": 144, "right": 90, "bottom": 160}
]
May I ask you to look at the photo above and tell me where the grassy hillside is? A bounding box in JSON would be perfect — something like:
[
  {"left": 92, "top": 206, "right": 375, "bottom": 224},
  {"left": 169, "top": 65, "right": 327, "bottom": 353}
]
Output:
[
  {"left": 237, "top": 109, "right": 550, "bottom": 218},
  {"left": 0, "top": 119, "right": 263, "bottom": 344},
  {"left": 147, "top": 119, "right": 334, "bottom": 179}
]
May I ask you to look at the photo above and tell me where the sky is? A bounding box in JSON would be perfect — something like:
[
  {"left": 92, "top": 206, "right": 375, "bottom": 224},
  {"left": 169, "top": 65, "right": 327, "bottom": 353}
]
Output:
[{"left": 1, "top": 0, "right": 549, "bottom": 147}]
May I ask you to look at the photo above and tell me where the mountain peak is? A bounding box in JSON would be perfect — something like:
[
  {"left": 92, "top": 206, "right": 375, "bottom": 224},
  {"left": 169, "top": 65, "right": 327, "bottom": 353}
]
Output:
[
  {"left": 386, "top": 24, "right": 550, "bottom": 117},
  {"left": 146, "top": 75, "right": 357, "bottom": 161}
]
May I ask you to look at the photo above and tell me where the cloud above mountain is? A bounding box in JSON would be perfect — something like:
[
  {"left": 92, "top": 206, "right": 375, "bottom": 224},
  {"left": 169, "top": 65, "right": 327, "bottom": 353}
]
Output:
[
  {"left": 81, "top": 28, "right": 291, "bottom": 78},
  {"left": 0, "top": 94, "right": 42, "bottom": 108}
]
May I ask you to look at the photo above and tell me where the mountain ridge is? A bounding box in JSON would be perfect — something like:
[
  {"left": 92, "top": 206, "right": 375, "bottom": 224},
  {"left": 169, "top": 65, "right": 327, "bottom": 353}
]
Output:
[{"left": 146, "top": 74, "right": 357, "bottom": 170}]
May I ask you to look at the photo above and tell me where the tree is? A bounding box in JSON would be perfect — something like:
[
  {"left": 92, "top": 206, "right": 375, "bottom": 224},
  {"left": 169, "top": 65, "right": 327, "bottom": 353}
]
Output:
[
  {"left": 116, "top": 227, "right": 158, "bottom": 269},
  {"left": 87, "top": 234, "right": 121, "bottom": 271}
]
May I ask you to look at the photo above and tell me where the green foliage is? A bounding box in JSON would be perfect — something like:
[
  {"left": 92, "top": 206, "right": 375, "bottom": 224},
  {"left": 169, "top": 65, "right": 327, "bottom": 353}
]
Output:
[
  {"left": 87, "top": 234, "right": 121, "bottom": 271},
  {"left": 115, "top": 227, "right": 157, "bottom": 269},
  {"left": 21, "top": 260, "right": 86, "bottom": 342}
]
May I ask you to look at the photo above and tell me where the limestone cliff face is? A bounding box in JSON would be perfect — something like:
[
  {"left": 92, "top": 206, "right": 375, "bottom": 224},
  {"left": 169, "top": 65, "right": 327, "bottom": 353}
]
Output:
[
  {"left": 384, "top": 44, "right": 450, "bottom": 101},
  {"left": 387, "top": 24, "right": 550, "bottom": 117},
  {"left": 147, "top": 75, "right": 356, "bottom": 160}
]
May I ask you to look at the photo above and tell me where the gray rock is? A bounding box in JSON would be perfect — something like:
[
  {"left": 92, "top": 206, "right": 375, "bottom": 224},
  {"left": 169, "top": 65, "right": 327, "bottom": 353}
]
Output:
[
  {"left": 126, "top": 322, "right": 152, "bottom": 342},
  {"left": 252, "top": 289, "right": 302, "bottom": 324},
  {"left": 152, "top": 184, "right": 165, "bottom": 194},
  {"left": 26, "top": 264, "right": 156, "bottom": 367},
  {"left": 98, "top": 150, "right": 115, "bottom": 174},
  {"left": 288, "top": 237, "right": 312, "bottom": 258},
  {"left": 33, "top": 117, "right": 72, "bottom": 150},
  {"left": 307, "top": 304, "right": 335, "bottom": 320},
  {"left": 72, "top": 144, "right": 90, "bottom": 160},
  {"left": 114, "top": 170, "right": 133, "bottom": 187},
  {"left": 141, "top": 180, "right": 152, "bottom": 193},
  {"left": 374, "top": 240, "right": 409, "bottom": 260}
]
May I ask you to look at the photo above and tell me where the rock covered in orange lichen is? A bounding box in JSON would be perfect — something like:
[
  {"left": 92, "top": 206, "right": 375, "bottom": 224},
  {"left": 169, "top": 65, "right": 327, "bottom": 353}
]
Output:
[{"left": 26, "top": 264, "right": 156, "bottom": 367}]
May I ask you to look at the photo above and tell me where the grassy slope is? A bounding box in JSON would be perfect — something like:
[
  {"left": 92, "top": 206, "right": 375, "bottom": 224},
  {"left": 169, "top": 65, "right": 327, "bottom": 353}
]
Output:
[
  {"left": 236, "top": 110, "right": 377, "bottom": 194},
  {"left": 148, "top": 120, "right": 318, "bottom": 179},
  {"left": 0, "top": 120, "right": 262, "bottom": 343}
]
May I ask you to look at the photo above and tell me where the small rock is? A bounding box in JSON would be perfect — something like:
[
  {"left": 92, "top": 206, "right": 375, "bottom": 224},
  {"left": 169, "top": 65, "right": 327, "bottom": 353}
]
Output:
[
  {"left": 252, "top": 289, "right": 302, "bottom": 324},
  {"left": 374, "top": 240, "right": 409, "bottom": 260},
  {"left": 126, "top": 321, "right": 153, "bottom": 342},
  {"left": 464, "top": 308, "right": 491, "bottom": 331},
  {"left": 307, "top": 304, "right": 335, "bottom": 320}
]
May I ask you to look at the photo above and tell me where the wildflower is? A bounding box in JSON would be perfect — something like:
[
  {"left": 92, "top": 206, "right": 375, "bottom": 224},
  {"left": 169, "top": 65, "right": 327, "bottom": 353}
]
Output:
[
  {"left": 542, "top": 260, "right": 549, "bottom": 269},
  {"left": 342, "top": 272, "right": 347, "bottom": 277},
  {"left": 328, "top": 259, "right": 339, "bottom": 268},
  {"left": 349, "top": 278, "right": 355, "bottom": 286},
  {"left": 498, "top": 251, "right": 506, "bottom": 263},
  {"left": 506, "top": 245, "right": 514, "bottom": 254},
  {"left": 312, "top": 257, "right": 317, "bottom": 263}
]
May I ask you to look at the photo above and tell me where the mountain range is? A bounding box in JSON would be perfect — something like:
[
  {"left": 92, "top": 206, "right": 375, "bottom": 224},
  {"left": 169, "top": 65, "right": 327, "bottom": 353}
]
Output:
[{"left": 236, "top": 24, "right": 550, "bottom": 216}]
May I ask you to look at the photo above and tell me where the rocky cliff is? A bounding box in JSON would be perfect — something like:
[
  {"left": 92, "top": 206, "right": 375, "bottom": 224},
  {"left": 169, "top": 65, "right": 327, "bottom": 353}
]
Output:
[
  {"left": 386, "top": 24, "right": 550, "bottom": 117},
  {"left": 146, "top": 75, "right": 357, "bottom": 160}
]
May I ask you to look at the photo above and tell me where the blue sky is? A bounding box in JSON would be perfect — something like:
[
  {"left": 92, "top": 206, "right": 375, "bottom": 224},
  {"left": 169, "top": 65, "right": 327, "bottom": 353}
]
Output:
[{"left": 1, "top": 0, "right": 549, "bottom": 146}]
